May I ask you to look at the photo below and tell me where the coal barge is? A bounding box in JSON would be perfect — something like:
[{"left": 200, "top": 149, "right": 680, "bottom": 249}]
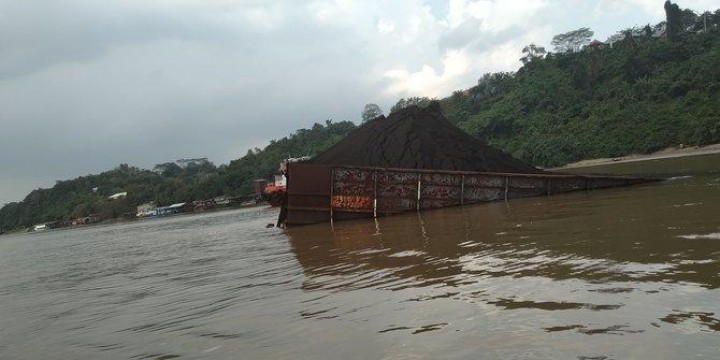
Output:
[{"left": 278, "top": 103, "right": 659, "bottom": 226}]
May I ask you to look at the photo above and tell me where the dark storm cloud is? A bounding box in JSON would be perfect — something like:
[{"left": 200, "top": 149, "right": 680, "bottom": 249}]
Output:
[
  {"left": 0, "top": 1, "right": 389, "bottom": 203},
  {"left": 0, "top": 2, "right": 208, "bottom": 80}
]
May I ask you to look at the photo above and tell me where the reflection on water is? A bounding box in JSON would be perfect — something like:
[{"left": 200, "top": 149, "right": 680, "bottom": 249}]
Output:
[
  {"left": 286, "top": 156, "right": 720, "bottom": 358},
  {"left": 1, "top": 154, "right": 719, "bottom": 359},
  {"left": 290, "top": 177, "right": 720, "bottom": 291}
]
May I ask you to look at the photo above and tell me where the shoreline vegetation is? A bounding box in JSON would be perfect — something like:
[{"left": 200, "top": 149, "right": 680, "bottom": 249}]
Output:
[
  {"left": 2, "top": 1, "right": 719, "bottom": 231},
  {"left": 556, "top": 143, "right": 720, "bottom": 169}
]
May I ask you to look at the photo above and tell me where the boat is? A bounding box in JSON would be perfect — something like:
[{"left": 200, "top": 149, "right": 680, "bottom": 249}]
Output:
[
  {"left": 278, "top": 163, "right": 658, "bottom": 226},
  {"left": 276, "top": 103, "right": 659, "bottom": 227}
]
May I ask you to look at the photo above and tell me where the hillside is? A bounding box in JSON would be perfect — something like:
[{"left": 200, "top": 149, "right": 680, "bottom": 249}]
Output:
[
  {"left": 0, "top": 121, "right": 356, "bottom": 230},
  {"left": 441, "top": 5, "right": 720, "bottom": 167},
  {"left": 2, "top": 1, "right": 718, "bottom": 230}
]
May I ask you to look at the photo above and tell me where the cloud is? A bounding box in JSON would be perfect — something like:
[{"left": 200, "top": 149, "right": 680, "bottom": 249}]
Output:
[
  {"left": 383, "top": 50, "right": 470, "bottom": 97},
  {"left": 605, "top": 0, "right": 720, "bottom": 18},
  {"left": 377, "top": 19, "right": 395, "bottom": 34},
  {"left": 0, "top": 2, "right": 196, "bottom": 80},
  {"left": 450, "top": 0, "right": 548, "bottom": 30},
  {"left": 440, "top": 19, "right": 525, "bottom": 53},
  {"left": 382, "top": 0, "right": 556, "bottom": 98},
  {"left": 2, "top": 0, "right": 718, "bottom": 203}
]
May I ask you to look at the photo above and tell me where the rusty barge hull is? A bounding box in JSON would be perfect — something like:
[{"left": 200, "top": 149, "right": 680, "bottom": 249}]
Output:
[{"left": 284, "top": 163, "right": 658, "bottom": 226}]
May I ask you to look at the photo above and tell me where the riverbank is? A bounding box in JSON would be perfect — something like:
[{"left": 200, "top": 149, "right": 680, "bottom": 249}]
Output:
[
  {"left": 0, "top": 202, "right": 269, "bottom": 237},
  {"left": 556, "top": 143, "right": 720, "bottom": 169}
]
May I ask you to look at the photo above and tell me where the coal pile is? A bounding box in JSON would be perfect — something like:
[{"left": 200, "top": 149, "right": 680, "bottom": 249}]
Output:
[{"left": 310, "top": 102, "right": 540, "bottom": 174}]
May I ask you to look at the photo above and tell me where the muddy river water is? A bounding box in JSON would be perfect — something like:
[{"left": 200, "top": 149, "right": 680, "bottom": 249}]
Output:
[{"left": 1, "top": 154, "right": 718, "bottom": 359}]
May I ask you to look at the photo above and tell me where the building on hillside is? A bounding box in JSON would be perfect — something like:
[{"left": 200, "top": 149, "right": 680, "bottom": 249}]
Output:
[
  {"left": 108, "top": 192, "right": 128, "bottom": 200},
  {"left": 587, "top": 39, "right": 608, "bottom": 50}
]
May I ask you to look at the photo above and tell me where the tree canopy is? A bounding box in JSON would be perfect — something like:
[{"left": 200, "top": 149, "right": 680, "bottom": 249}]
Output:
[
  {"left": 442, "top": 4, "right": 720, "bottom": 168},
  {"left": 361, "top": 103, "right": 384, "bottom": 123},
  {"left": 551, "top": 27, "right": 594, "bottom": 53},
  {"left": 520, "top": 43, "right": 547, "bottom": 64},
  {"left": 390, "top": 97, "right": 434, "bottom": 113},
  {"left": 665, "top": 1, "right": 683, "bottom": 40},
  {"left": 0, "top": 121, "right": 357, "bottom": 230}
]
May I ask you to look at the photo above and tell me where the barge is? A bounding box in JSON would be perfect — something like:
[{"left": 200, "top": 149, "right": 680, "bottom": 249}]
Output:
[
  {"left": 276, "top": 103, "right": 659, "bottom": 226},
  {"left": 280, "top": 163, "right": 658, "bottom": 226}
]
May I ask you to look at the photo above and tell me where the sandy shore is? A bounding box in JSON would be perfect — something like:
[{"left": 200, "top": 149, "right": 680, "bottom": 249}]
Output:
[{"left": 557, "top": 143, "right": 720, "bottom": 169}]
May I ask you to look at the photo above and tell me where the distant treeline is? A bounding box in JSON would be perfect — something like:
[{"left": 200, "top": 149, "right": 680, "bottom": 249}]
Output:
[
  {"left": 2, "top": 1, "right": 718, "bottom": 230},
  {"left": 0, "top": 121, "right": 357, "bottom": 230}
]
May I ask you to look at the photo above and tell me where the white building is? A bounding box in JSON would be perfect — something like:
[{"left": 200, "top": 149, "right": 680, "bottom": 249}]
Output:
[{"left": 108, "top": 192, "right": 128, "bottom": 200}]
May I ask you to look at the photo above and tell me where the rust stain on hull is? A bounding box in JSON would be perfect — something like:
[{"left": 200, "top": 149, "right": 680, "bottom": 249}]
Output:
[{"left": 283, "top": 163, "right": 659, "bottom": 226}]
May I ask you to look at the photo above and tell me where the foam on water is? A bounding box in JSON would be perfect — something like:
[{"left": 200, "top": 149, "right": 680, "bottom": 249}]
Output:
[{"left": 678, "top": 232, "right": 720, "bottom": 240}]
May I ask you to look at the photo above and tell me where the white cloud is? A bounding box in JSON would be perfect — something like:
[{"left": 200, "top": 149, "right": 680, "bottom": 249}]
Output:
[
  {"left": 618, "top": 0, "right": 720, "bottom": 17},
  {"left": 458, "top": 0, "right": 548, "bottom": 31},
  {"left": 595, "top": 0, "right": 635, "bottom": 16},
  {"left": 377, "top": 0, "right": 557, "bottom": 97},
  {"left": 377, "top": 19, "right": 395, "bottom": 34},
  {"left": 240, "top": 4, "right": 288, "bottom": 31},
  {"left": 383, "top": 50, "right": 470, "bottom": 97}
]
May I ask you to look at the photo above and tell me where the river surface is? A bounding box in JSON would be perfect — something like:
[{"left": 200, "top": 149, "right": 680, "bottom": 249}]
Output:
[{"left": 1, "top": 154, "right": 719, "bottom": 359}]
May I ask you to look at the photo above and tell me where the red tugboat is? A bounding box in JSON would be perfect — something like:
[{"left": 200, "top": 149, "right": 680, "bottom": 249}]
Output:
[
  {"left": 262, "top": 157, "right": 310, "bottom": 207},
  {"left": 262, "top": 181, "right": 286, "bottom": 207}
]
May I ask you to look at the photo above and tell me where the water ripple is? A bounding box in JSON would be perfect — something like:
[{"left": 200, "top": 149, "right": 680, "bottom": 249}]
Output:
[{"left": 2, "top": 166, "right": 720, "bottom": 359}]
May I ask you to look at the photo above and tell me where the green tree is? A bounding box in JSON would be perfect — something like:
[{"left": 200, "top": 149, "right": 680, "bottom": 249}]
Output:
[
  {"left": 665, "top": 1, "right": 683, "bottom": 41},
  {"left": 223, "top": 120, "right": 357, "bottom": 194},
  {"left": 390, "top": 97, "right": 433, "bottom": 113},
  {"left": 680, "top": 8, "right": 698, "bottom": 31},
  {"left": 551, "top": 27, "right": 594, "bottom": 53},
  {"left": 520, "top": 44, "right": 547, "bottom": 64},
  {"left": 153, "top": 162, "right": 183, "bottom": 177},
  {"left": 440, "top": 6, "right": 720, "bottom": 167},
  {"left": 361, "top": 103, "right": 384, "bottom": 123},
  {"left": 475, "top": 72, "right": 514, "bottom": 98}
]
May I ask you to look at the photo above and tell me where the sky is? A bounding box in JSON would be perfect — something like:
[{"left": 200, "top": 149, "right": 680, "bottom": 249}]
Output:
[{"left": 0, "top": 0, "right": 717, "bottom": 205}]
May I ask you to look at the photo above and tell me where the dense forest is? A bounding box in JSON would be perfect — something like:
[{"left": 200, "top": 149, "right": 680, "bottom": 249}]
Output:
[
  {"left": 1, "top": 1, "right": 718, "bottom": 230},
  {"left": 441, "top": 2, "right": 720, "bottom": 167}
]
